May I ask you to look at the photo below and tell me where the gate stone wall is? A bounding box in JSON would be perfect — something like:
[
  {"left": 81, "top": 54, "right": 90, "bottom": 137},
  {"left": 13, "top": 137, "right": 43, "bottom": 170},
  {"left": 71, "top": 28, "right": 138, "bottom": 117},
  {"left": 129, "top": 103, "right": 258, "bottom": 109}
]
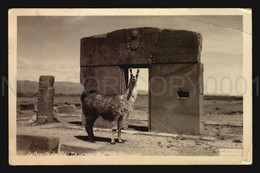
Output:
[
  {"left": 150, "top": 63, "right": 203, "bottom": 134},
  {"left": 80, "top": 27, "right": 203, "bottom": 134}
]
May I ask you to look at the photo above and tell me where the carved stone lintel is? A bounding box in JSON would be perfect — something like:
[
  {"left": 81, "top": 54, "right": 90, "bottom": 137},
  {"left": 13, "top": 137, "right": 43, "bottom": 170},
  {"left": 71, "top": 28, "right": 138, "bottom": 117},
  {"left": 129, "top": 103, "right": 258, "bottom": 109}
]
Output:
[{"left": 127, "top": 29, "right": 141, "bottom": 51}]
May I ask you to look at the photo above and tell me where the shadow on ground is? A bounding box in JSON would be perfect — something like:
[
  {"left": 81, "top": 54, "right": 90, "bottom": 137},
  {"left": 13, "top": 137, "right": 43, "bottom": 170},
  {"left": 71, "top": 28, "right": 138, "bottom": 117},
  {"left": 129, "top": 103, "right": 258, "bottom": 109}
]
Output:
[
  {"left": 75, "top": 135, "right": 128, "bottom": 144},
  {"left": 128, "top": 125, "right": 149, "bottom": 131},
  {"left": 69, "top": 121, "right": 82, "bottom": 125},
  {"left": 75, "top": 135, "right": 111, "bottom": 143},
  {"left": 70, "top": 121, "right": 149, "bottom": 132}
]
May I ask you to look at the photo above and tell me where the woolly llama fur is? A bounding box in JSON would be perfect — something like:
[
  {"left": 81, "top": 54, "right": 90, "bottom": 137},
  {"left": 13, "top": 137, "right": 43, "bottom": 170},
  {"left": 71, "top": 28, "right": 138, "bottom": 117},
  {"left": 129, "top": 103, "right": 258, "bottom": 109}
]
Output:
[{"left": 81, "top": 69, "right": 139, "bottom": 144}]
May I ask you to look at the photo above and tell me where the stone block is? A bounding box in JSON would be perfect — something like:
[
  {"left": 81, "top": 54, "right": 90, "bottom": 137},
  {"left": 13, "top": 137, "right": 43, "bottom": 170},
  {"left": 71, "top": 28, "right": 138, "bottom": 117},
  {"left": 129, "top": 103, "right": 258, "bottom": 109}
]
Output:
[
  {"left": 80, "top": 27, "right": 161, "bottom": 66},
  {"left": 38, "top": 75, "right": 55, "bottom": 88},
  {"left": 16, "top": 135, "right": 59, "bottom": 155},
  {"left": 199, "top": 63, "right": 204, "bottom": 94},
  {"left": 153, "top": 29, "right": 202, "bottom": 63},
  {"left": 37, "top": 76, "right": 55, "bottom": 124},
  {"left": 80, "top": 27, "right": 202, "bottom": 66},
  {"left": 57, "top": 105, "right": 76, "bottom": 114},
  {"left": 125, "top": 27, "right": 161, "bottom": 65},
  {"left": 80, "top": 66, "right": 126, "bottom": 95},
  {"left": 18, "top": 103, "right": 35, "bottom": 110},
  {"left": 80, "top": 27, "right": 160, "bottom": 66},
  {"left": 60, "top": 142, "right": 105, "bottom": 155},
  {"left": 28, "top": 115, "right": 37, "bottom": 124},
  {"left": 150, "top": 63, "right": 203, "bottom": 134}
]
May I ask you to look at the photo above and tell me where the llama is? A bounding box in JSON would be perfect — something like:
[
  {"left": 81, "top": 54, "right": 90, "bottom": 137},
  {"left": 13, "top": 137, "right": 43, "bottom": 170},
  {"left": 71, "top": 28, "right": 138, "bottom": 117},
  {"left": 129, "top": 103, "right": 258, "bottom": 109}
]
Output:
[{"left": 81, "top": 68, "right": 139, "bottom": 144}]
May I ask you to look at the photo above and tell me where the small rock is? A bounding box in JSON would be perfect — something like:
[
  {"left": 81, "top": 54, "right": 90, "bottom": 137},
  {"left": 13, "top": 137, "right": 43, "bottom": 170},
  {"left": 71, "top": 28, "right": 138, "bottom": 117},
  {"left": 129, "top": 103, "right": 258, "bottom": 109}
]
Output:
[
  {"left": 53, "top": 116, "right": 60, "bottom": 122},
  {"left": 75, "top": 103, "right": 81, "bottom": 108},
  {"left": 233, "top": 139, "right": 242, "bottom": 143},
  {"left": 179, "top": 136, "right": 186, "bottom": 140},
  {"left": 195, "top": 141, "right": 201, "bottom": 145},
  {"left": 53, "top": 107, "right": 59, "bottom": 114},
  {"left": 200, "top": 136, "right": 216, "bottom": 141},
  {"left": 17, "top": 110, "right": 23, "bottom": 114},
  {"left": 219, "top": 136, "right": 225, "bottom": 140},
  {"left": 19, "top": 103, "right": 35, "bottom": 110},
  {"left": 28, "top": 115, "right": 37, "bottom": 124}
]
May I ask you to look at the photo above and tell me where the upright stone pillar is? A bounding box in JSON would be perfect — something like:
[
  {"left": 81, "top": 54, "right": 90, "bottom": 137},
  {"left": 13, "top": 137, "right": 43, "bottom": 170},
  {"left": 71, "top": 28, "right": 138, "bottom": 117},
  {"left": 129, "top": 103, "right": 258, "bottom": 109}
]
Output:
[{"left": 37, "top": 76, "right": 55, "bottom": 124}]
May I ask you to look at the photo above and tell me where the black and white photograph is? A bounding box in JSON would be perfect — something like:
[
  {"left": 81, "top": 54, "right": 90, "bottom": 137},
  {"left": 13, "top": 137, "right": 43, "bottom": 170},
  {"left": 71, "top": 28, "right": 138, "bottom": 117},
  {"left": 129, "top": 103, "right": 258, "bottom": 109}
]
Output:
[{"left": 8, "top": 9, "right": 252, "bottom": 165}]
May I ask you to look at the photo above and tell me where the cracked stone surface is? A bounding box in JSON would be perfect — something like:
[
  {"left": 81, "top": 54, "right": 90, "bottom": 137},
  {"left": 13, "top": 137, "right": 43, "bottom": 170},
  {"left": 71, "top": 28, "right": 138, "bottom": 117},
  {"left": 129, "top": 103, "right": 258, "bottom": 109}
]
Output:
[{"left": 80, "top": 27, "right": 201, "bottom": 66}]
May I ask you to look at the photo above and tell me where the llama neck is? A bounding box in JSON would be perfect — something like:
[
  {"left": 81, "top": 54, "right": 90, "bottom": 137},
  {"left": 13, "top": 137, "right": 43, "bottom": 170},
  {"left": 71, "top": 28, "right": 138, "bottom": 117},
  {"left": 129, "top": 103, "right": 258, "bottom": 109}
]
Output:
[{"left": 127, "top": 82, "right": 136, "bottom": 100}]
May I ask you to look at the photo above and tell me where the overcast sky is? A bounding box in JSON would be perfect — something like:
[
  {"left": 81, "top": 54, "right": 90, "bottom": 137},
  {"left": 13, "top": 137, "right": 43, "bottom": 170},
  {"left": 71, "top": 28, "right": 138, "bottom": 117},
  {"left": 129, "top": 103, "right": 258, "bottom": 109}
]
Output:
[{"left": 17, "top": 16, "right": 243, "bottom": 95}]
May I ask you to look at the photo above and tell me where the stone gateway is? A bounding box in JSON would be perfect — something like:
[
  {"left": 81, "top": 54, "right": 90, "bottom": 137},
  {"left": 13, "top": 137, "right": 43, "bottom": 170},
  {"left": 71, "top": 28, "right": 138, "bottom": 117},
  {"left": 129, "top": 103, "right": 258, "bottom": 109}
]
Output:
[{"left": 80, "top": 27, "right": 203, "bottom": 135}]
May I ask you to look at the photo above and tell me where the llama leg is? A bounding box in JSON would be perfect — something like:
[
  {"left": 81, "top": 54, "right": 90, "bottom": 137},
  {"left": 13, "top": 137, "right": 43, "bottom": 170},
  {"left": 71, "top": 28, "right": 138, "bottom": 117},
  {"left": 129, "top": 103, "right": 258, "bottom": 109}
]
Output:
[
  {"left": 118, "top": 128, "right": 123, "bottom": 143},
  {"left": 117, "top": 116, "right": 123, "bottom": 143},
  {"left": 85, "top": 116, "right": 95, "bottom": 142},
  {"left": 111, "top": 129, "right": 116, "bottom": 144},
  {"left": 110, "top": 118, "right": 118, "bottom": 144}
]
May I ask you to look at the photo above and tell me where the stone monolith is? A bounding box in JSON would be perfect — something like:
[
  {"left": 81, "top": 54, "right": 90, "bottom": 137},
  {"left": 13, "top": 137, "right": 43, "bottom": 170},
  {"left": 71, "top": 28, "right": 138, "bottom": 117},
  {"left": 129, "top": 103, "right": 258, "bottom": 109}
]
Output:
[{"left": 37, "top": 76, "right": 55, "bottom": 124}]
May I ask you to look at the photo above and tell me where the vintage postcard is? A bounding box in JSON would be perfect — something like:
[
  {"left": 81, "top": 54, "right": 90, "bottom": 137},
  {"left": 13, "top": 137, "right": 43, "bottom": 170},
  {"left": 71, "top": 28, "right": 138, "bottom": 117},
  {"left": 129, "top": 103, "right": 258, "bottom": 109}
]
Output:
[{"left": 8, "top": 8, "right": 252, "bottom": 165}]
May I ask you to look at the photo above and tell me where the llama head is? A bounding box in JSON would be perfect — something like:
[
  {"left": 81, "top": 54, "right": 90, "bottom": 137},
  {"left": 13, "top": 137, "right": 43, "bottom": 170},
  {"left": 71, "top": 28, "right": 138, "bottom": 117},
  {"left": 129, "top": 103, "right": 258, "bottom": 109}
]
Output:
[
  {"left": 129, "top": 68, "right": 139, "bottom": 87},
  {"left": 127, "top": 68, "right": 139, "bottom": 100}
]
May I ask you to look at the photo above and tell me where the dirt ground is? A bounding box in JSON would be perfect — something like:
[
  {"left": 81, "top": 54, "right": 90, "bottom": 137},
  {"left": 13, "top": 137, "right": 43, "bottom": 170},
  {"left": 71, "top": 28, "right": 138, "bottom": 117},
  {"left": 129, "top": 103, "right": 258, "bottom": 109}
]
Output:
[{"left": 16, "top": 95, "right": 243, "bottom": 156}]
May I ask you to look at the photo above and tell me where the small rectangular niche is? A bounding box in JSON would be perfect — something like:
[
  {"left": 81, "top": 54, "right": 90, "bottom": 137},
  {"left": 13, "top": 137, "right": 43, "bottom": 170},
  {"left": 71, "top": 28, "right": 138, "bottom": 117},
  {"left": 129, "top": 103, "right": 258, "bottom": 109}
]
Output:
[{"left": 177, "top": 90, "right": 190, "bottom": 99}]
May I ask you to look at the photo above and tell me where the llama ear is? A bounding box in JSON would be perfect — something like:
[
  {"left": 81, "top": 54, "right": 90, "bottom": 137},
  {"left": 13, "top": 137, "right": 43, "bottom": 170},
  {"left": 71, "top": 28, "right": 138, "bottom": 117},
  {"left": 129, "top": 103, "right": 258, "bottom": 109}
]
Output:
[
  {"left": 130, "top": 68, "right": 133, "bottom": 76},
  {"left": 136, "top": 69, "right": 140, "bottom": 76},
  {"left": 130, "top": 68, "right": 132, "bottom": 74},
  {"left": 136, "top": 69, "right": 139, "bottom": 80}
]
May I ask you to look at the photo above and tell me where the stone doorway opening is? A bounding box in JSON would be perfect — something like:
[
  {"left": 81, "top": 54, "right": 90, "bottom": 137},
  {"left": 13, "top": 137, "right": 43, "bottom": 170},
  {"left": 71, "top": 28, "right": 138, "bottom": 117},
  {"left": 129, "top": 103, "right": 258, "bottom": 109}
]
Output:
[{"left": 125, "top": 67, "right": 150, "bottom": 132}]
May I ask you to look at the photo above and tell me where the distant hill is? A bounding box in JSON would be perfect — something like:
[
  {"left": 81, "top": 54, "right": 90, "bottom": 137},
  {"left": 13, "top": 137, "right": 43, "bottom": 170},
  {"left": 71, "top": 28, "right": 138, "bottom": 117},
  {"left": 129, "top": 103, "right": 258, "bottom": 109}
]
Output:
[
  {"left": 136, "top": 90, "right": 242, "bottom": 100},
  {"left": 17, "top": 80, "right": 84, "bottom": 96},
  {"left": 17, "top": 80, "right": 243, "bottom": 101},
  {"left": 17, "top": 80, "right": 150, "bottom": 97}
]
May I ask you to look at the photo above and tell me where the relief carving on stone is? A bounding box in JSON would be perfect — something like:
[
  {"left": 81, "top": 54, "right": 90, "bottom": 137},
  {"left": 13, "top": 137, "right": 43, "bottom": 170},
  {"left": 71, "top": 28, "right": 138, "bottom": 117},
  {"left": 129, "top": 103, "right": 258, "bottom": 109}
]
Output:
[{"left": 127, "top": 29, "right": 142, "bottom": 51}]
